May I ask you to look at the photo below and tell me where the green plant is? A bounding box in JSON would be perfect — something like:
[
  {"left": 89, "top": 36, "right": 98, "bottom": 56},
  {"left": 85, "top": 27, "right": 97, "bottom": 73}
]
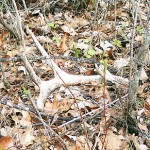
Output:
[
  {"left": 84, "top": 47, "right": 96, "bottom": 58},
  {"left": 47, "top": 22, "right": 57, "bottom": 29},
  {"left": 113, "top": 38, "right": 122, "bottom": 48},
  {"left": 137, "top": 26, "right": 143, "bottom": 35},
  {"left": 120, "top": 32, "right": 128, "bottom": 40},
  {"left": 91, "top": 0, "right": 95, "bottom": 3},
  {"left": 52, "top": 36, "right": 60, "bottom": 45},
  {"left": 22, "top": 85, "right": 28, "bottom": 95},
  {"left": 73, "top": 47, "right": 81, "bottom": 58},
  {"left": 135, "top": 98, "right": 144, "bottom": 107},
  {"left": 84, "top": 38, "right": 91, "bottom": 44}
]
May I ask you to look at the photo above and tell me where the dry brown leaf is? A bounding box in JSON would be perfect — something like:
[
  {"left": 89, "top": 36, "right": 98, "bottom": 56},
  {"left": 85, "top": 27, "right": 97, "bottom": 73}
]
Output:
[
  {"left": 144, "top": 98, "right": 150, "bottom": 117},
  {"left": 128, "top": 135, "right": 148, "bottom": 150},
  {"left": 106, "top": 130, "right": 125, "bottom": 150},
  {"left": 114, "top": 58, "right": 129, "bottom": 69},
  {"left": 19, "top": 126, "right": 35, "bottom": 146},
  {"left": 116, "top": 9, "right": 123, "bottom": 15},
  {"left": 58, "top": 99, "right": 74, "bottom": 112},
  {"left": 44, "top": 96, "right": 59, "bottom": 114},
  {"left": 36, "top": 36, "right": 52, "bottom": 43},
  {"left": 0, "top": 82, "right": 5, "bottom": 90},
  {"left": 76, "top": 136, "right": 93, "bottom": 150},
  {"left": 118, "top": 1, "right": 124, "bottom": 7},
  {"left": 135, "top": 35, "right": 143, "bottom": 42},
  {"left": 67, "top": 109, "right": 80, "bottom": 117},
  {"left": 61, "top": 25, "right": 77, "bottom": 36},
  {"left": 0, "top": 34, "right": 3, "bottom": 47},
  {"left": 7, "top": 50, "right": 19, "bottom": 58},
  {"left": 138, "top": 123, "right": 148, "bottom": 132},
  {"left": 85, "top": 69, "right": 95, "bottom": 76},
  {"left": 59, "top": 33, "right": 68, "bottom": 53},
  {"left": 0, "top": 136, "right": 13, "bottom": 150},
  {"left": 106, "top": 15, "right": 115, "bottom": 21},
  {"left": 78, "top": 17, "right": 89, "bottom": 27},
  {"left": 20, "top": 111, "right": 32, "bottom": 127},
  {"left": 12, "top": 115, "right": 19, "bottom": 125},
  {"left": 140, "top": 68, "right": 148, "bottom": 82},
  {"left": 0, "top": 31, "right": 10, "bottom": 49}
]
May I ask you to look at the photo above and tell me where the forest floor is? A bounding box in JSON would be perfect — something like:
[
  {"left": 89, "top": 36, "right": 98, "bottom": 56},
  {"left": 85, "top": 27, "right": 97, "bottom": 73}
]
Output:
[{"left": 0, "top": 0, "right": 150, "bottom": 149}]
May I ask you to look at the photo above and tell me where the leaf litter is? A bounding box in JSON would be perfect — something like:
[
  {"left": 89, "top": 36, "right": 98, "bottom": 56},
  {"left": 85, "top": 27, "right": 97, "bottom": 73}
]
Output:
[{"left": 0, "top": 0, "right": 149, "bottom": 149}]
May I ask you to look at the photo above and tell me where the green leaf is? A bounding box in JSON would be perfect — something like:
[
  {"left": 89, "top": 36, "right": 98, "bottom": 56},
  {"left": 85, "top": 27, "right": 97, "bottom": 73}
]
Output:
[
  {"left": 84, "top": 47, "right": 96, "bottom": 58},
  {"left": 52, "top": 36, "right": 60, "bottom": 45},
  {"left": 91, "top": 0, "right": 95, "bottom": 4},
  {"left": 84, "top": 38, "right": 91, "bottom": 44},
  {"left": 137, "top": 26, "right": 143, "bottom": 34},
  {"left": 101, "top": 82, "right": 104, "bottom": 87},
  {"left": 27, "top": 24, "right": 33, "bottom": 28},
  {"left": 73, "top": 48, "right": 81, "bottom": 58},
  {"left": 84, "top": 52, "right": 92, "bottom": 58},
  {"left": 120, "top": 32, "right": 127, "bottom": 40},
  {"left": 22, "top": 85, "right": 28, "bottom": 96},
  {"left": 47, "top": 22, "right": 57, "bottom": 29},
  {"left": 87, "top": 47, "right": 96, "bottom": 56},
  {"left": 103, "top": 53, "right": 108, "bottom": 58},
  {"left": 113, "top": 38, "right": 122, "bottom": 48}
]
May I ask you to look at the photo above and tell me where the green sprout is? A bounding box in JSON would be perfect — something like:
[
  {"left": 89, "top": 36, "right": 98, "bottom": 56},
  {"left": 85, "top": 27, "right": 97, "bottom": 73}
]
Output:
[
  {"left": 52, "top": 36, "right": 60, "bottom": 45},
  {"left": 47, "top": 22, "right": 57, "bottom": 29},
  {"left": 120, "top": 32, "right": 128, "bottom": 40},
  {"left": 137, "top": 26, "right": 143, "bottom": 35},
  {"left": 91, "top": 0, "right": 95, "bottom": 3},
  {"left": 84, "top": 38, "right": 91, "bottom": 44},
  {"left": 113, "top": 38, "right": 122, "bottom": 48},
  {"left": 22, "top": 85, "right": 28, "bottom": 96},
  {"left": 84, "top": 47, "right": 96, "bottom": 58},
  {"left": 73, "top": 47, "right": 81, "bottom": 58}
]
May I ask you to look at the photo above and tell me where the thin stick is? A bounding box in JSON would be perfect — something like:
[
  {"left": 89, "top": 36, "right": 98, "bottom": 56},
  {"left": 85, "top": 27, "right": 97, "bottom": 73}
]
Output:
[{"left": 21, "top": 0, "right": 29, "bottom": 14}]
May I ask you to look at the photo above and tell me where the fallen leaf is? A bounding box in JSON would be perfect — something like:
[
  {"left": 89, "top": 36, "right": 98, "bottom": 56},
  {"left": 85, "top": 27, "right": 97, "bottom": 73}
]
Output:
[
  {"left": 106, "top": 130, "right": 124, "bottom": 150},
  {"left": 20, "top": 111, "right": 32, "bottom": 127},
  {"left": 59, "top": 33, "right": 68, "bottom": 53},
  {"left": 114, "top": 58, "right": 129, "bottom": 69},
  {"left": 85, "top": 69, "right": 95, "bottom": 76},
  {"left": 61, "top": 25, "right": 77, "bottom": 36},
  {"left": 140, "top": 68, "right": 148, "bottom": 82},
  {"left": 135, "top": 35, "right": 143, "bottom": 42},
  {"left": 0, "top": 136, "right": 13, "bottom": 150},
  {"left": 76, "top": 136, "right": 93, "bottom": 150},
  {"left": 138, "top": 123, "right": 148, "bottom": 132},
  {"left": 144, "top": 98, "right": 150, "bottom": 117},
  {"left": 116, "top": 9, "right": 123, "bottom": 15},
  {"left": 19, "top": 126, "right": 35, "bottom": 146},
  {"left": 36, "top": 36, "right": 52, "bottom": 43},
  {"left": 44, "top": 96, "right": 59, "bottom": 114}
]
